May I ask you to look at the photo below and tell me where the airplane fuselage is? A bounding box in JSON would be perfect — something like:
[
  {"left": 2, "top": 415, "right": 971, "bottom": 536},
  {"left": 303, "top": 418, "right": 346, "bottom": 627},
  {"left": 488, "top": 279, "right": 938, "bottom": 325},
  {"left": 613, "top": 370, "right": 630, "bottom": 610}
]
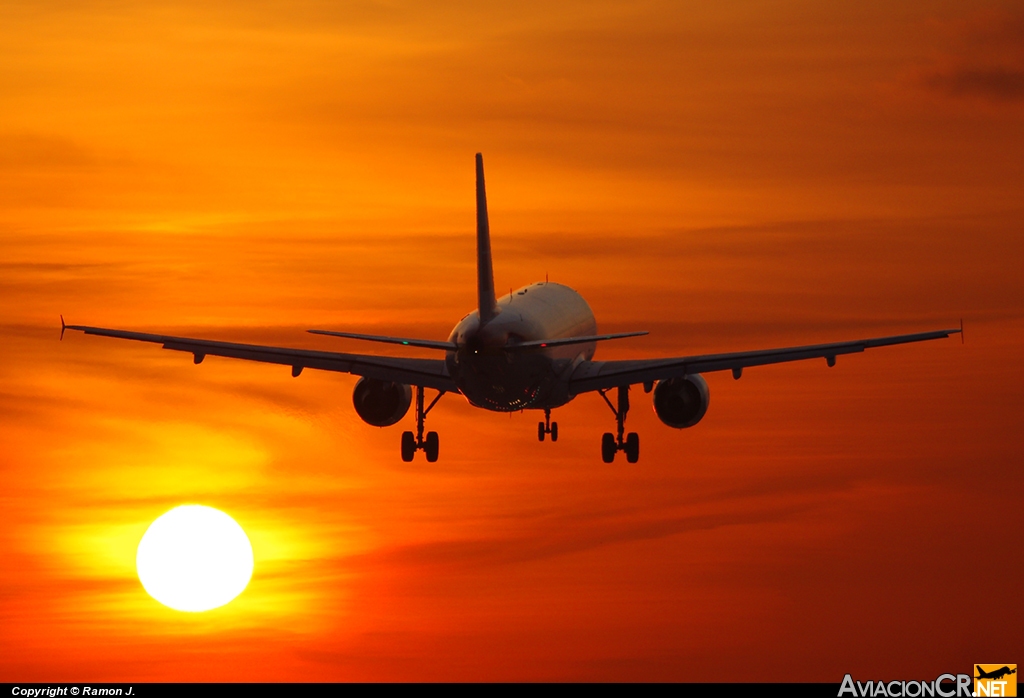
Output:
[{"left": 446, "top": 281, "right": 597, "bottom": 411}]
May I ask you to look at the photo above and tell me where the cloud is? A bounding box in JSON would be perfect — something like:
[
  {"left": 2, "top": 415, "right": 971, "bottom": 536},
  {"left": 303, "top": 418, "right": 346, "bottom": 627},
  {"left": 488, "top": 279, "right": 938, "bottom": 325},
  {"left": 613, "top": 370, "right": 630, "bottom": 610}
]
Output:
[
  {"left": 0, "top": 133, "right": 98, "bottom": 170},
  {"left": 915, "top": 10, "right": 1024, "bottom": 104},
  {"left": 923, "top": 66, "right": 1024, "bottom": 102},
  {"left": 365, "top": 498, "right": 813, "bottom": 571}
]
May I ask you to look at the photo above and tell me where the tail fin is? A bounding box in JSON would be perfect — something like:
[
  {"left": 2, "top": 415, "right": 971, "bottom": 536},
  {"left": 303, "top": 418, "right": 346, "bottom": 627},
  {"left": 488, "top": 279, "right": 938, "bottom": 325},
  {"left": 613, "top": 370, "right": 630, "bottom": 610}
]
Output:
[{"left": 475, "top": 153, "right": 498, "bottom": 324}]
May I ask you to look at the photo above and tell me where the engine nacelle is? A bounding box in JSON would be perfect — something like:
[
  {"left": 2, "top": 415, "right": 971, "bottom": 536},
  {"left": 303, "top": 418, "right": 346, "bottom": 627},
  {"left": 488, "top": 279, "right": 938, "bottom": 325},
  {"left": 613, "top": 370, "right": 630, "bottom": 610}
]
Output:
[
  {"left": 653, "top": 374, "right": 710, "bottom": 429},
  {"left": 352, "top": 377, "right": 412, "bottom": 427}
]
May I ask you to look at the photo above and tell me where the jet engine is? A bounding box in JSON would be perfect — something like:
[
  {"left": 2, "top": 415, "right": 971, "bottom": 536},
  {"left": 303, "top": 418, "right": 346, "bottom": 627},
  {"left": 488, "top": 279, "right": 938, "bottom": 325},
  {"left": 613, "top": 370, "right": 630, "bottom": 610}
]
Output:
[
  {"left": 652, "top": 374, "right": 710, "bottom": 428},
  {"left": 352, "top": 377, "right": 412, "bottom": 427}
]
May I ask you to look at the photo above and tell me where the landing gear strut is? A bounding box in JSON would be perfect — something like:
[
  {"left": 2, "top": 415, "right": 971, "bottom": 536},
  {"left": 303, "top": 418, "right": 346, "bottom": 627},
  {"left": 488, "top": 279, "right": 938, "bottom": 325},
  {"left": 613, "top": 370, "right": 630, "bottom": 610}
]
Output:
[
  {"left": 598, "top": 385, "right": 639, "bottom": 463},
  {"left": 538, "top": 408, "right": 558, "bottom": 442},
  {"left": 402, "top": 386, "right": 444, "bottom": 462}
]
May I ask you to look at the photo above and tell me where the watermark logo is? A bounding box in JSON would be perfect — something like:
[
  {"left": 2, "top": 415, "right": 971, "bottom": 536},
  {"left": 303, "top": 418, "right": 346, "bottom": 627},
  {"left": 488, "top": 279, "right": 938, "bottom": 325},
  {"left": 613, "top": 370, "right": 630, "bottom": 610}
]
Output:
[
  {"left": 838, "top": 667, "right": 1017, "bottom": 698},
  {"left": 839, "top": 673, "right": 971, "bottom": 697},
  {"left": 975, "top": 665, "right": 1017, "bottom": 697}
]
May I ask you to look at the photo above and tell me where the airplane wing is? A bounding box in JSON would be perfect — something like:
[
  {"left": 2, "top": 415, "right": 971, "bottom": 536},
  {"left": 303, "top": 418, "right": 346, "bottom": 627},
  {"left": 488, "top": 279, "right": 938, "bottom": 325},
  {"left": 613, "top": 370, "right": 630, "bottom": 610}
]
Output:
[
  {"left": 568, "top": 327, "right": 961, "bottom": 395},
  {"left": 63, "top": 323, "right": 459, "bottom": 393}
]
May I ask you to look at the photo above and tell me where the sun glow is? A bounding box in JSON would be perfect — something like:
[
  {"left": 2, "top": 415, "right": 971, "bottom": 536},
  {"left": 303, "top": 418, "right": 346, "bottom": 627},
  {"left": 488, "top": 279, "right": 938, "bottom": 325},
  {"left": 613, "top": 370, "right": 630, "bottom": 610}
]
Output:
[{"left": 136, "top": 505, "right": 254, "bottom": 612}]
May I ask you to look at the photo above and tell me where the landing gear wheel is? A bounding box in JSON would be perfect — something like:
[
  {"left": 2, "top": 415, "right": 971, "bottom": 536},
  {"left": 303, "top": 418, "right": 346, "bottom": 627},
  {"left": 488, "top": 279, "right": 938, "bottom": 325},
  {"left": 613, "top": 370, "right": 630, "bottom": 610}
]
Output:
[
  {"left": 539, "top": 409, "right": 557, "bottom": 443},
  {"left": 598, "top": 386, "right": 639, "bottom": 464},
  {"left": 601, "top": 432, "right": 616, "bottom": 463},
  {"left": 401, "top": 431, "right": 416, "bottom": 462},
  {"left": 425, "top": 431, "right": 439, "bottom": 462},
  {"left": 625, "top": 432, "right": 639, "bottom": 463},
  {"left": 403, "top": 386, "right": 446, "bottom": 462}
]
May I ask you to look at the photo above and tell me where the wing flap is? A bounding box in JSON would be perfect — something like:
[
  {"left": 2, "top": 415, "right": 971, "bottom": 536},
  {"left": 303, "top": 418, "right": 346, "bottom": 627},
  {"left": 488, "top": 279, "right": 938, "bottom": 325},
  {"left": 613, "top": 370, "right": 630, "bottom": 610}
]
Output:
[
  {"left": 66, "top": 324, "right": 459, "bottom": 392},
  {"left": 569, "top": 327, "right": 960, "bottom": 395}
]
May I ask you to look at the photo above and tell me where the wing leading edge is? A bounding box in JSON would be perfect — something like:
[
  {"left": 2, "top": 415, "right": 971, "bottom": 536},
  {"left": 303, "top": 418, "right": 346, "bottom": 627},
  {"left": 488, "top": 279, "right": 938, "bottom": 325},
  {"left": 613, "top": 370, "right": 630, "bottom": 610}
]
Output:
[
  {"left": 568, "top": 326, "right": 961, "bottom": 396},
  {"left": 64, "top": 322, "right": 961, "bottom": 401},
  {"left": 64, "top": 323, "right": 459, "bottom": 393}
]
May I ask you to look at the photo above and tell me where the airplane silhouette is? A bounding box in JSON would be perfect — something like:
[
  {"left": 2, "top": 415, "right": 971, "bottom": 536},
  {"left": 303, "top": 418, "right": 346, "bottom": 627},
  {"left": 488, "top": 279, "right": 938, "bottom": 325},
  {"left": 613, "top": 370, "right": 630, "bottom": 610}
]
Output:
[
  {"left": 977, "top": 667, "right": 1017, "bottom": 681},
  {"left": 63, "top": 153, "right": 962, "bottom": 463}
]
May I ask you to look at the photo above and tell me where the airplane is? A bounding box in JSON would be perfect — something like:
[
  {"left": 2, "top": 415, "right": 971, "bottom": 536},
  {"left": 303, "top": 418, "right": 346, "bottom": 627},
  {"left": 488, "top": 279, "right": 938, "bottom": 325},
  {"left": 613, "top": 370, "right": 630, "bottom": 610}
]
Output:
[
  {"left": 63, "top": 153, "right": 963, "bottom": 463},
  {"left": 976, "top": 667, "right": 1016, "bottom": 681}
]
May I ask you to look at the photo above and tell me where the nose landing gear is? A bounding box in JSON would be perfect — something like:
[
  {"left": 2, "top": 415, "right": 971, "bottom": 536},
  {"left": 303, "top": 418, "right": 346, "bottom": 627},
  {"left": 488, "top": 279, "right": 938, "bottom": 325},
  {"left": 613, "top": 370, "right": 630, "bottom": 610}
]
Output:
[
  {"left": 401, "top": 386, "right": 445, "bottom": 462},
  {"left": 538, "top": 408, "right": 558, "bottom": 442},
  {"left": 598, "top": 385, "right": 639, "bottom": 463}
]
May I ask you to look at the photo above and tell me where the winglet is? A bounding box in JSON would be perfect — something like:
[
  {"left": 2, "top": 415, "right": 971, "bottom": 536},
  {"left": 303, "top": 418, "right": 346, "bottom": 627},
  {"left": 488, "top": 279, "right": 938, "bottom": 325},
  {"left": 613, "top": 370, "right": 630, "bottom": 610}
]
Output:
[
  {"left": 476, "top": 153, "right": 498, "bottom": 324},
  {"left": 60, "top": 314, "right": 66, "bottom": 341}
]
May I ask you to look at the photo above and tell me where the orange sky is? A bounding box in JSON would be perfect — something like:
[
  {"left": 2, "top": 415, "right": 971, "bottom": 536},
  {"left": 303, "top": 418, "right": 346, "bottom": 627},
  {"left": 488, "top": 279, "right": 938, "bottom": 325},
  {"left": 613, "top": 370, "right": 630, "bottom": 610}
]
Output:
[{"left": 1, "top": 0, "right": 1022, "bottom": 682}]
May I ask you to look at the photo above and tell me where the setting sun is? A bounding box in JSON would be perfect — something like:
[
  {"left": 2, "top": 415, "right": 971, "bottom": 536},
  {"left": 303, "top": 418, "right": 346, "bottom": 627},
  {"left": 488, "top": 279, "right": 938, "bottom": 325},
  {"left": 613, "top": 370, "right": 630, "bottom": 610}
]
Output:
[{"left": 136, "top": 505, "right": 254, "bottom": 613}]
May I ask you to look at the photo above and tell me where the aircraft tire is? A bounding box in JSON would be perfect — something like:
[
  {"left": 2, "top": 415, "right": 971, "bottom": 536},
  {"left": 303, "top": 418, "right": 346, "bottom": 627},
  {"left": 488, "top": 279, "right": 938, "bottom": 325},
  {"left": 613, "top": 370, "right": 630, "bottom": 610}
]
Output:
[
  {"left": 425, "top": 431, "right": 439, "bottom": 462},
  {"left": 551, "top": 422, "right": 558, "bottom": 442},
  {"left": 538, "top": 422, "right": 545, "bottom": 441},
  {"left": 625, "top": 432, "right": 639, "bottom": 463},
  {"left": 401, "top": 431, "right": 416, "bottom": 462},
  {"left": 601, "top": 433, "right": 616, "bottom": 463}
]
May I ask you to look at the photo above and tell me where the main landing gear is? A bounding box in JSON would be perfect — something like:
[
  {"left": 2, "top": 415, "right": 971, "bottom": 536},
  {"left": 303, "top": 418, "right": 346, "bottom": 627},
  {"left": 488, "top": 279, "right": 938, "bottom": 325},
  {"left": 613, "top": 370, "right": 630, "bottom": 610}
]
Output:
[
  {"left": 538, "top": 408, "right": 558, "bottom": 442},
  {"left": 402, "top": 386, "right": 445, "bottom": 462},
  {"left": 598, "top": 385, "right": 639, "bottom": 463}
]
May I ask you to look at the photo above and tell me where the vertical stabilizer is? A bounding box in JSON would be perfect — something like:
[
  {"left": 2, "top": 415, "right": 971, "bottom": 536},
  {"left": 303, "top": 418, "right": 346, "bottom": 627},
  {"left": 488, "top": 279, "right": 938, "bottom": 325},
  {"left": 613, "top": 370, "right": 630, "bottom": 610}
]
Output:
[{"left": 475, "top": 153, "right": 498, "bottom": 323}]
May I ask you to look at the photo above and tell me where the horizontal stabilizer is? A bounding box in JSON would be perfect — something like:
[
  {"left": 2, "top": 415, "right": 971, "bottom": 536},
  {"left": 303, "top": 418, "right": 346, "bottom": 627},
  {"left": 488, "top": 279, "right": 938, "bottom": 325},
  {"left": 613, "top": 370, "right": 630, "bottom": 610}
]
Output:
[
  {"left": 512, "top": 331, "right": 648, "bottom": 350},
  {"left": 308, "top": 329, "right": 457, "bottom": 351}
]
